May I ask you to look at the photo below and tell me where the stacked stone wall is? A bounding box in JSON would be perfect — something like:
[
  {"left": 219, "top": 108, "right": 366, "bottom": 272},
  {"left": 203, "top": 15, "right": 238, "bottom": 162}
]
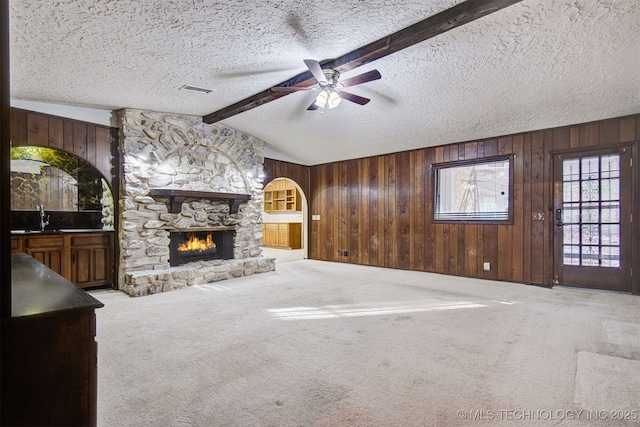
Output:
[{"left": 118, "top": 109, "right": 273, "bottom": 296}]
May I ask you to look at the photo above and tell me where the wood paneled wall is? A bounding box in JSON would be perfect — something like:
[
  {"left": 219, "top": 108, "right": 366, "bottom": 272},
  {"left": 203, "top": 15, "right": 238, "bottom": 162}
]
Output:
[
  {"left": 9, "top": 108, "right": 118, "bottom": 189},
  {"left": 263, "top": 158, "right": 310, "bottom": 200},
  {"left": 306, "top": 114, "right": 639, "bottom": 291}
]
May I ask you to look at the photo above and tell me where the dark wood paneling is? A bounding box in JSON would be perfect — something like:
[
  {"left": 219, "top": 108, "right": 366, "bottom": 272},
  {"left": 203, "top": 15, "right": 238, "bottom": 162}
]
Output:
[
  {"left": 619, "top": 117, "right": 636, "bottom": 143},
  {"left": 511, "top": 135, "right": 524, "bottom": 282},
  {"left": 9, "top": 108, "right": 27, "bottom": 146},
  {"left": 94, "top": 126, "right": 115, "bottom": 182},
  {"left": 309, "top": 114, "right": 639, "bottom": 293},
  {"left": 529, "top": 131, "right": 545, "bottom": 284},
  {"left": 263, "top": 158, "right": 309, "bottom": 199},
  {"left": 86, "top": 124, "right": 96, "bottom": 166},
  {"left": 348, "top": 159, "right": 359, "bottom": 263},
  {"left": 9, "top": 108, "right": 117, "bottom": 189},
  {"left": 26, "top": 112, "right": 49, "bottom": 146},
  {"left": 397, "top": 151, "right": 411, "bottom": 270},
  {"left": 412, "top": 149, "right": 426, "bottom": 271},
  {"left": 73, "top": 122, "right": 87, "bottom": 159},
  {"left": 48, "top": 117, "right": 64, "bottom": 149},
  {"left": 309, "top": 165, "right": 319, "bottom": 260},
  {"left": 362, "top": 158, "right": 372, "bottom": 264},
  {"left": 64, "top": 118, "right": 75, "bottom": 152}
]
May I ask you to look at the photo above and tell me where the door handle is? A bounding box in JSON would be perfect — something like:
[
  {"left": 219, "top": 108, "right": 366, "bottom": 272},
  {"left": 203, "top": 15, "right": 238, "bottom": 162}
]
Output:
[{"left": 555, "top": 209, "right": 563, "bottom": 226}]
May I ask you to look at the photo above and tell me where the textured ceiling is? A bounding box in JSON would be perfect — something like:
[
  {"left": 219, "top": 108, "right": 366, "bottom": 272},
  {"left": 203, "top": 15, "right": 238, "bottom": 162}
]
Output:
[{"left": 9, "top": 0, "right": 640, "bottom": 165}]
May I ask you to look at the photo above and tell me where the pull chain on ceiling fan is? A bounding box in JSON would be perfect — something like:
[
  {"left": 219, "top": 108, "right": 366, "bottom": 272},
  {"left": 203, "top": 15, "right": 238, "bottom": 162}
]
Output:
[{"left": 271, "top": 59, "right": 381, "bottom": 114}]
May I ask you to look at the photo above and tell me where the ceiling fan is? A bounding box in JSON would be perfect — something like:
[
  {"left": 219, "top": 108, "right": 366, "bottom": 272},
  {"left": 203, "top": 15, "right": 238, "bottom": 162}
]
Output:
[{"left": 271, "top": 59, "right": 381, "bottom": 112}]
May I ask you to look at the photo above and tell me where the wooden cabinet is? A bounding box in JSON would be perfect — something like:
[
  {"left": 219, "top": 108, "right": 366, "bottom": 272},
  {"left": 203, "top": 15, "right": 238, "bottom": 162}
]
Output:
[
  {"left": 11, "top": 231, "right": 114, "bottom": 288},
  {"left": 70, "top": 234, "right": 113, "bottom": 288},
  {"left": 2, "top": 254, "right": 103, "bottom": 427},
  {"left": 263, "top": 223, "right": 279, "bottom": 247},
  {"left": 262, "top": 223, "right": 302, "bottom": 249},
  {"left": 264, "top": 179, "right": 301, "bottom": 212},
  {"left": 22, "top": 234, "right": 66, "bottom": 277}
]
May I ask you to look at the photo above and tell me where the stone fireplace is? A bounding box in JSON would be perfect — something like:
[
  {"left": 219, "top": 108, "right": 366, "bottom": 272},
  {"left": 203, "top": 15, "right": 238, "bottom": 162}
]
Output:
[{"left": 117, "top": 109, "right": 274, "bottom": 296}]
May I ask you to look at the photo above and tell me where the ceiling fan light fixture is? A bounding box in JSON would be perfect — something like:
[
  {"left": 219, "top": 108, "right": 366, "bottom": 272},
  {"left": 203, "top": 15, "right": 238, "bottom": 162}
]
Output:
[
  {"left": 314, "top": 90, "right": 328, "bottom": 108},
  {"left": 328, "top": 91, "right": 342, "bottom": 109},
  {"left": 315, "top": 88, "right": 342, "bottom": 109}
]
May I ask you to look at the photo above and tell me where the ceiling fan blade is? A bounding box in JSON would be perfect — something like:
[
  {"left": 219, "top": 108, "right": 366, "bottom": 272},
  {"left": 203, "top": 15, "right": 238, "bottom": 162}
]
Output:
[
  {"left": 340, "top": 69, "right": 382, "bottom": 88},
  {"left": 303, "top": 59, "right": 327, "bottom": 85},
  {"left": 271, "top": 86, "right": 314, "bottom": 92},
  {"left": 307, "top": 102, "right": 319, "bottom": 111},
  {"left": 340, "top": 91, "right": 371, "bottom": 106}
]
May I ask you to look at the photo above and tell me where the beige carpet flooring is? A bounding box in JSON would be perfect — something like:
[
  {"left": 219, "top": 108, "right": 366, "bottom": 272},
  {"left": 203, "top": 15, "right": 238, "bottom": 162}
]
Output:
[{"left": 91, "top": 259, "right": 640, "bottom": 426}]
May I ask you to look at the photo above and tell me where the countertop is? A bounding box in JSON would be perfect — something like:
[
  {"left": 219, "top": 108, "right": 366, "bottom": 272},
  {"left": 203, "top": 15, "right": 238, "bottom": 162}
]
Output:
[
  {"left": 9, "top": 253, "right": 104, "bottom": 318},
  {"left": 11, "top": 229, "right": 113, "bottom": 235}
]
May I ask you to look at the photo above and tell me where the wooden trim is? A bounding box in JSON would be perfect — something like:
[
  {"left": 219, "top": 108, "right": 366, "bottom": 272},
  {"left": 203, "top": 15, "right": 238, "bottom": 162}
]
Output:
[{"left": 1, "top": 0, "right": 11, "bottom": 317}]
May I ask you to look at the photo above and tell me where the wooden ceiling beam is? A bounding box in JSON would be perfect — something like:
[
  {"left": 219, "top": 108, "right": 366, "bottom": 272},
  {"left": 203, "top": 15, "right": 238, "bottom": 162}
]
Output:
[{"left": 203, "top": 0, "right": 523, "bottom": 124}]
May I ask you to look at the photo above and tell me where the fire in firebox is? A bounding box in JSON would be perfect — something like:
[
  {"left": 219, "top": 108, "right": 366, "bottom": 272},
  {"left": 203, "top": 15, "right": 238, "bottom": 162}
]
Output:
[
  {"left": 177, "top": 232, "right": 217, "bottom": 252},
  {"left": 170, "top": 229, "right": 234, "bottom": 266}
]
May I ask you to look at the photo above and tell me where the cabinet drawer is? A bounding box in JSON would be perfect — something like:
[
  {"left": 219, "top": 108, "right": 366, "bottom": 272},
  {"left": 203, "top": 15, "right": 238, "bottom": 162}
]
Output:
[
  {"left": 70, "top": 234, "right": 111, "bottom": 247},
  {"left": 25, "top": 235, "right": 64, "bottom": 249}
]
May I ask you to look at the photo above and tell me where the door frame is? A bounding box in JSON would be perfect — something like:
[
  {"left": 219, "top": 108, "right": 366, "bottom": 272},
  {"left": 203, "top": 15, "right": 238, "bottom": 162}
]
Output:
[{"left": 551, "top": 143, "right": 636, "bottom": 293}]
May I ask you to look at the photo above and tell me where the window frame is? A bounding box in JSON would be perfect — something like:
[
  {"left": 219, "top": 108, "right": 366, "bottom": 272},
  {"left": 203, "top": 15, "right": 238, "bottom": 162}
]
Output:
[{"left": 433, "top": 154, "right": 514, "bottom": 225}]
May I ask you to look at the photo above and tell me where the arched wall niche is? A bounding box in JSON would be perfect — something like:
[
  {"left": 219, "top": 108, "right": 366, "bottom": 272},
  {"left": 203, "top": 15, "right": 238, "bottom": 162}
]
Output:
[
  {"left": 10, "top": 146, "right": 114, "bottom": 230},
  {"left": 262, "top": 177, "right": 308, "bottom": 259}
]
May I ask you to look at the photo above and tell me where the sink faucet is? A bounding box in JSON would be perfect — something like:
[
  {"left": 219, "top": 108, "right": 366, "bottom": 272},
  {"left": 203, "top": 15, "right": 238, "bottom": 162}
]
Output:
[{"left": 36, "top": 205, "right": 50, "bottom": 231}]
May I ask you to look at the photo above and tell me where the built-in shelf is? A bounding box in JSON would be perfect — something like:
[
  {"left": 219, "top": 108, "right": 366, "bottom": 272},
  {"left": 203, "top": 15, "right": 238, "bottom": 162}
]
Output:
[
  {"left": 264, "top": 179, "right": 301, "bottom": 212},
  {"left": 149, "top": 189, "right": 251, "bottom": 214}
]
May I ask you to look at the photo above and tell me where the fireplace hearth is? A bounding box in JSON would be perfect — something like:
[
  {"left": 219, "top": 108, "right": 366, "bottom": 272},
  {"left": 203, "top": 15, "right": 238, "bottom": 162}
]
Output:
[{"left": 170, "top": 229, "right": 235, "bottom": 267}]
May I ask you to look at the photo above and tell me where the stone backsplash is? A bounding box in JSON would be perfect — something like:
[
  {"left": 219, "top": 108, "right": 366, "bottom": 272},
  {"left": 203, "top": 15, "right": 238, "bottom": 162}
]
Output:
[{"left": 118, "top": 109, "right": 273, "bottom": 296}]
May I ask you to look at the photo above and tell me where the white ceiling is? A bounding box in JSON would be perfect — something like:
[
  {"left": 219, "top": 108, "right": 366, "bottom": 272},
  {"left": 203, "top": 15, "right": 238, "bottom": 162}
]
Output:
[{"left": 9, "top": 0, "right": 640, "bottom": 165}]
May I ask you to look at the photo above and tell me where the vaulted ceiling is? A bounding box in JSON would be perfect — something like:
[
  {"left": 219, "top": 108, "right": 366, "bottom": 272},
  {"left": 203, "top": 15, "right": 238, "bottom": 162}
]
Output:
[{"left": 9, "top": 0, "right": 640, "bottom": 165}]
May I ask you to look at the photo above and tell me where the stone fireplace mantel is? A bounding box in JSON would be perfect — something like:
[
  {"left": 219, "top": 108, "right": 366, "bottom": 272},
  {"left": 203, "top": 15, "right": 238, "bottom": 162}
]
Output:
[
  {"left": 149, "top": 189, "right": 251, "bottom": 214},
  {"left": 118, "top": 109, "right": 274, "bottom": 296}
]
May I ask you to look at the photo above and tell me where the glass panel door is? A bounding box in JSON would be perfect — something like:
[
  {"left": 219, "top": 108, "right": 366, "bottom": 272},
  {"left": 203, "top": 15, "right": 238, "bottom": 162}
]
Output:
[{"left": 553, "top": 147, "right": 631, "bottom": 292}]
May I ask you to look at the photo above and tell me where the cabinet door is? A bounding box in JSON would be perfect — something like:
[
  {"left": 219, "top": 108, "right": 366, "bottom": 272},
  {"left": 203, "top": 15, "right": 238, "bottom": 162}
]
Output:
[
  {"left": 288, "top": 223, "right": 302, "bottom": 249},
  {"left": 24, "top": 235, "right": 65, "bottom": 277},
  {"left": 10, "top": 237, "right": 19, "bottom": 253},
  {"left": 71, "top": 247, "right": 110, "bottom": 287},
  {"left": 277, "top": 224, "right": 289, "bottom": 247},
  {"left": 28, "top": 249, "right": 64, "bottom": 276},
  {"left": 264, "top": 224, "right": 279, "bottom": 246},
  {"left": 70, "top": 234, "right": 113, "bottom": 288},
  {"left": 72, "top": 248, "right": 92, "bottom": 285}
]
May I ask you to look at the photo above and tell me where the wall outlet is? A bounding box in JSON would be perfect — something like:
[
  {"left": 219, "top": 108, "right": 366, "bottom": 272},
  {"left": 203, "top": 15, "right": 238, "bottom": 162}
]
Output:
[
  {"left": 483, "top": 262, "right": 491, "bottom": 271},
  {"left": 312, "top": 214, "right": 321, "bottom": 220}
]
